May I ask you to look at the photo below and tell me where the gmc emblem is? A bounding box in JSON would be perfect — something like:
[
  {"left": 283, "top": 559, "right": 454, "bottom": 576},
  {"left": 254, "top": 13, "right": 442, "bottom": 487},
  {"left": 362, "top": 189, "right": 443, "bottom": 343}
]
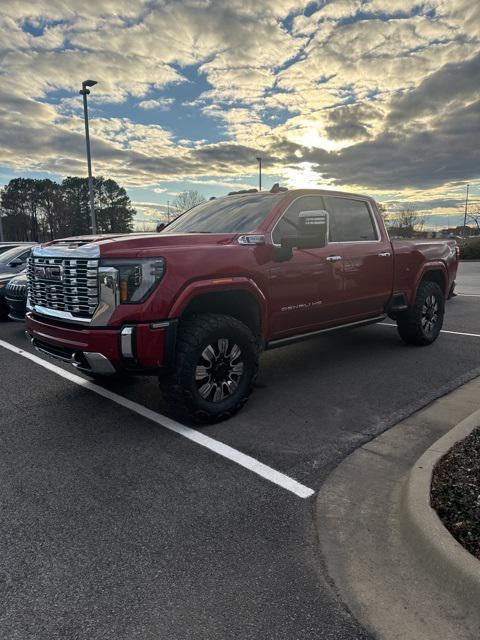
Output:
[{"left": 35, "top": 265, "right": 63, "bottom": 282}]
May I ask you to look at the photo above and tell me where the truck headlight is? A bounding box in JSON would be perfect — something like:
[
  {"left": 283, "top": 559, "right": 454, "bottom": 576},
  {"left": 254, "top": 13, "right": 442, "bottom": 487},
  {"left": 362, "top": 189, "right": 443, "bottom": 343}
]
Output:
[{"left": 101, "top": 258, "right": 165, "bottom": 303}]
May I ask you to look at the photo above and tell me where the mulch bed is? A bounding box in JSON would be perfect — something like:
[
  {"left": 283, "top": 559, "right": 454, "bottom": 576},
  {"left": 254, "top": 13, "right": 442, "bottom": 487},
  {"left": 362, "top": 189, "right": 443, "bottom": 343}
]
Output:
[{"left": 430, "top": 427, "right": 480, "bottom": 560}]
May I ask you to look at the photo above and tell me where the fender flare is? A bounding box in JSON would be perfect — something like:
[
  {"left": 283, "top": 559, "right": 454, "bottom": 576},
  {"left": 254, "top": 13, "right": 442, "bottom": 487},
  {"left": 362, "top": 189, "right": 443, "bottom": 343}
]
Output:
[
  {"left": 411, "top": 261, "right": 449, "bottom": 303},
  {"left": 168, "top": 277, "right": 269, "bottom": 338}
]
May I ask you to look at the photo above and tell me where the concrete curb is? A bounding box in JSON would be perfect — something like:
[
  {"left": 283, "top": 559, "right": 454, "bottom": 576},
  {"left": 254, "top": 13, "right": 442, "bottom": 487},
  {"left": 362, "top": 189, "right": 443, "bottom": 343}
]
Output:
[{"left": 401, "top": 408, "right": 480, "bottom": 610}]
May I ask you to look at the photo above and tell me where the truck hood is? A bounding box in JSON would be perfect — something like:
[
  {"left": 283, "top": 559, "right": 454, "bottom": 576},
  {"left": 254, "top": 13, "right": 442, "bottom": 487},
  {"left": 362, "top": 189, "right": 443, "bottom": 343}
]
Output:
[{"left": 95, "top": 232, "right": 238, "bottom": 259}]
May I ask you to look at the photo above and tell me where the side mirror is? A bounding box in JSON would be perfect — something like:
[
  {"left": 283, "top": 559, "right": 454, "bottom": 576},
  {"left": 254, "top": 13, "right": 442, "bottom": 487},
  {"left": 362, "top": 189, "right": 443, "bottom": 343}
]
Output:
[
  {"left": 156, "top": 222, "right": 166, "bottom": 232},
  {"left": 9, "top": 258, "right": 24, "bottom": 267}
]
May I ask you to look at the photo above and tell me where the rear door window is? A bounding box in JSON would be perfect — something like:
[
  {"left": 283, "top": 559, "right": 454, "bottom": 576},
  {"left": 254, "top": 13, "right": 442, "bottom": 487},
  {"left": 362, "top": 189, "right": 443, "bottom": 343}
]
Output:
[{"left": 324, "top": 196, "right": 378, "bottom": 242}]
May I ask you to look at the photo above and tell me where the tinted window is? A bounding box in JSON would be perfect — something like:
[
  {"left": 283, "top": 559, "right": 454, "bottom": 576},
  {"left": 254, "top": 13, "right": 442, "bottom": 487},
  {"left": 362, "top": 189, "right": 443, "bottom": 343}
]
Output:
[
  {"left": 324, "top": 196, "right": 377, "bottom": 242},
  {"left": 165, "top": 193, "right": 285, "bottom": 234},
  {"left": 272, "top": 196, "right": 324, "bottom": 244}
]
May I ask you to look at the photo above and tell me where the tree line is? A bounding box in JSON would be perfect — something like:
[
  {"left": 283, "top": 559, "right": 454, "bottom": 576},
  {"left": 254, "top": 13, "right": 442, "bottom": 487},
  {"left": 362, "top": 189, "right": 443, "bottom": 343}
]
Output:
[{"left": 0, "top": 177, "right": 136, "bottom": 241}]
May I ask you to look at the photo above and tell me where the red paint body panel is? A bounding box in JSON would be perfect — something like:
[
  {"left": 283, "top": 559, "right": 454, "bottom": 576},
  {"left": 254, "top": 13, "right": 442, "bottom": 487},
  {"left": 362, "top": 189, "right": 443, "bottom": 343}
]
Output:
[
  {"left": 25, "top": 313, "right": 166, "bottom": 370},
  {"left": 391, "top": 239, "right": 457, "bottom": 303},
  {"left": 28, "top": 189, "right": 459, "bottom": 372},
  {"left": 135, "top": 324, "right": 166, "bottom": 368}
]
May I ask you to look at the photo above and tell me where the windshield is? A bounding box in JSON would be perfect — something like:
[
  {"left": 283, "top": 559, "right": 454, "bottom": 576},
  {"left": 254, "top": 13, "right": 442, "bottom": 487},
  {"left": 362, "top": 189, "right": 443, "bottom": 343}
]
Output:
[
  {"left": 165, "top": 193, "right": 285, "bottom": 234},
  {"left": 0, "top": 245, "right": 31, "bottom": 264}
]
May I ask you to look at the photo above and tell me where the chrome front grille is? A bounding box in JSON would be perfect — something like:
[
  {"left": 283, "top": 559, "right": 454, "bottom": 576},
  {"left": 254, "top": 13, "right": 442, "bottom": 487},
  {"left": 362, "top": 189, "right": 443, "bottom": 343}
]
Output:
[
  {"left": 27, "top": 256, "right": 99, "bottom": 318},
  {"left": 6, "top": 282, "right": 27, "bottom": 298}
]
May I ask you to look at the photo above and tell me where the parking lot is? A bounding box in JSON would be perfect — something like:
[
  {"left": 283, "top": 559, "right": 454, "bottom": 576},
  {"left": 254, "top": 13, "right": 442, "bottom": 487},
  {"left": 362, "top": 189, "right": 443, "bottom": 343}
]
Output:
[{"left": 0, "top": 261, "right": 479, "bottom": 640}]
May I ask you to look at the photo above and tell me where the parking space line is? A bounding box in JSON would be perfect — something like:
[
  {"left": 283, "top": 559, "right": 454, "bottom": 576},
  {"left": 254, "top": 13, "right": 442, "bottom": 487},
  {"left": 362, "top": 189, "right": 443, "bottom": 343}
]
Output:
[
  {"left": 379, "top": 323, "right": 480, "bottom": 339},
  {"left": 456, "top": 293, "right": 480, "bottom": 298},
  {"left": 0, "top": 339, "right": 314, "bottom": 500}
]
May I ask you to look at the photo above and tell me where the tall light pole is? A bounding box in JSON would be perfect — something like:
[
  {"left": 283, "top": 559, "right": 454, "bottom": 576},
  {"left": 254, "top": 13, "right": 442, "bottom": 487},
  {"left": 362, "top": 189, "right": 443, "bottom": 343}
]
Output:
[
  {"left": 462, "top": 183, "right": 470, "bottom": 238},
  {"left": 80, "top": 79, "right": 98, "bottom": 235},
  {"left": 256, "top": 156, "right": 262, "bottom": 191}
]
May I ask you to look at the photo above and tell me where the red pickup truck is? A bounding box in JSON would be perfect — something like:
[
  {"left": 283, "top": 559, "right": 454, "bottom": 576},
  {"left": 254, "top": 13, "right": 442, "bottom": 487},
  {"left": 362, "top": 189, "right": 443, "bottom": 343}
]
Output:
[{"left": 25, "top": 188, "right": 458, "bottom": 423}]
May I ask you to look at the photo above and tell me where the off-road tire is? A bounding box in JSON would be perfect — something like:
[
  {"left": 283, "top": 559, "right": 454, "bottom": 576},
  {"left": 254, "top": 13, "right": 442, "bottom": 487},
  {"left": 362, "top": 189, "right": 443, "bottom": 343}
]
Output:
[
  {"left": 162, "top": 313, "right": 259, "bottom": 424},
  {"left": 397, "top": 281, "right": 445, "bottom": 346}
]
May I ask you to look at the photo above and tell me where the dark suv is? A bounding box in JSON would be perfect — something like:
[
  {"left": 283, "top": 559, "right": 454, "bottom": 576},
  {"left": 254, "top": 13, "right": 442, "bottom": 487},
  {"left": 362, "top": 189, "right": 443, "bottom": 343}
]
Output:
[
  {"left": 0, "top": 244, "right": 36, "bottom": 274},
  {"left": 5, "top": 271, "right": 28, "bottom": 321}
]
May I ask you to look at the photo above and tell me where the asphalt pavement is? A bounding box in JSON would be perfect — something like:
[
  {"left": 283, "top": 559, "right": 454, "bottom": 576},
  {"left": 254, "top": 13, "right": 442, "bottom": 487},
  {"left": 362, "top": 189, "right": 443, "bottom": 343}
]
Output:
[{"left": 0, "top": 262, "right": 479, "bottom": 639}]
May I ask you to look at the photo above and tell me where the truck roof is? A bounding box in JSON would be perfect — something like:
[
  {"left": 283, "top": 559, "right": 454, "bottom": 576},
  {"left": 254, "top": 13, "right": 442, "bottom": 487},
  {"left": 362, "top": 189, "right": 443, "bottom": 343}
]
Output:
[
  {"left": 224, "top": 187, "right": 376, "bottom": 204},
  {"left": 277, "top": 188, "right": 376, "bottom": 202}
]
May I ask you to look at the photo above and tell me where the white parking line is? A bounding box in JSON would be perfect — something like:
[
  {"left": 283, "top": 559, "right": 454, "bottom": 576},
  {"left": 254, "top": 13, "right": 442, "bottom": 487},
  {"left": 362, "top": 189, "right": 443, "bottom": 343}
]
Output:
[
  {"left": 0, "top": 339, "right": 314, "bottom": 500},
  {"left": 456, "top": 293, "right": 480, "bottom": 298},
  {"left": 379, "top": 323, "right": 480, "bottom": 338}
]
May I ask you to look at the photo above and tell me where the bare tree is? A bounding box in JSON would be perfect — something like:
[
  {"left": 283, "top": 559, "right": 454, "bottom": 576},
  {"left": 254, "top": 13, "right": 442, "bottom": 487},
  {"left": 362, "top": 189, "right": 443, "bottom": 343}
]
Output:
[
  {"left": 467, "top": 206, "right": 480, "bottom": 235},
  {"left": 376, "top": 202, "right": 390, "bottom": 225},
  {"left": 135, "top": 220, "right": 157, "bottom": 232},
  {"left": 171, "top": 190, "right": 206, "bottom": 219},
  {"left": 388, "top": 205, "right": 425, "bottom": 238}
]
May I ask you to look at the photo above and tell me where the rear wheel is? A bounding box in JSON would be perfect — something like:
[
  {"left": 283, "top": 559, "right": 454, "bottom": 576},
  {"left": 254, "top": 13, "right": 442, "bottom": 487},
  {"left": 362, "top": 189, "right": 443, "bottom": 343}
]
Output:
[
  {"left": 162, "top": 313, "right": 259, "bottom": 424},
  {"left": 397, "top": 281, "right": 445, "bottom": 346}
]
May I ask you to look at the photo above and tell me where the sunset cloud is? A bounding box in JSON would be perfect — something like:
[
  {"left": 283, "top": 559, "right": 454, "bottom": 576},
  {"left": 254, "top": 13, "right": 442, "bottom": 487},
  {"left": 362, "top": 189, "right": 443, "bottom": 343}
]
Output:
[{"left": 0, "top": 0, "right": 478, "bottom": 224}]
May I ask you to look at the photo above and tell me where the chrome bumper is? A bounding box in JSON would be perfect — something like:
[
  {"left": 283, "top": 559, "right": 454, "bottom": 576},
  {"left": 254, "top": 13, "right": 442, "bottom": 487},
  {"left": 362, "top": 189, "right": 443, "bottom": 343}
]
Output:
[{"left": 26, "top": 332, "right": 116, "bottom": 376}]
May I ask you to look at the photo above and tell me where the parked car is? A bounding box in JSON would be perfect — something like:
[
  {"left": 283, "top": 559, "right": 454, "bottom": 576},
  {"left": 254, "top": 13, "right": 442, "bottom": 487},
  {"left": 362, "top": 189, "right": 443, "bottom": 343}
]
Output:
[
  {"left": 0, "top": 242, "right": 34, "bottom": 255},
  {"left": 5, "top": 271, "right": 28, "bottom": 321},
  {"left": 0, "top": 271, "right": 19, "bottom": 320},
  {"left": 0, "top": 244, "right": 36, "bottom": 274},
  {"left": 25, "top": 188, "right": 459, "bottom": 423}
]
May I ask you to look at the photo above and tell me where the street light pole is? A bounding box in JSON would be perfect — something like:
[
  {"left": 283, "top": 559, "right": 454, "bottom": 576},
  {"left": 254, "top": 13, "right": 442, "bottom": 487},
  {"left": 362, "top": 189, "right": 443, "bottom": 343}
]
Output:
[
  {"left": 462, "top": 183, "right": 470, "bottom": 238},
  {"left": 256, "top": 157, "right": 262, "bottom": 191},
  {"left": 80, "top": 80, "right": 98, "bottom": 235}
]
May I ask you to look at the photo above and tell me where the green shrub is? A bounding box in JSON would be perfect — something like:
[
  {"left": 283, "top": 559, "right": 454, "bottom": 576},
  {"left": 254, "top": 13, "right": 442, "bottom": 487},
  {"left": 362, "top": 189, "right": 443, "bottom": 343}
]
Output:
[{"left": 459, "top": 238, "right": 480, "bottom": 260}]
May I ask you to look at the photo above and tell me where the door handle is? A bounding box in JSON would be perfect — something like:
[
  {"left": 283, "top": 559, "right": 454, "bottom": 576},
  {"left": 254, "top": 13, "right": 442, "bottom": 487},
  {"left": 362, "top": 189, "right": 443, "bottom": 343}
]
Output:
[
  {"left": 378, "top": 252, "right": 391, "bottom": 257},
  {"left": 326, "top": 255, "right": 343, "bottom": 262}
]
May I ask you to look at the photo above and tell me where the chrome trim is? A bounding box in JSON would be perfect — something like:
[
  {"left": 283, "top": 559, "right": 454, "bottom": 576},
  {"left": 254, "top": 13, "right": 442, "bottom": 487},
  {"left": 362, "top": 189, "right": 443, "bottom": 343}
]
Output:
[
  {"left": 326, "top": 255, "right": 342, "bottom": 262},
  {"left": 29, "top": 305, "right": 93, "bottom": 324},
  {"left": 150, "top": 321, "right": 170, "bottom": 329},
  {"left": 238, "top": 234, "right": 266, "bottom": 245},
  {"left": 378, "top": 251, "right": 392, "bottom": 257},
  {"left": 91, "top": 266, "right": 119, "bottom": 326},
  {"left": 120, "top": 326, "right": 134, "bottom": 358},
  {"left": 32, "top": 244, "right": 100, "bottom": 259},
  {"left": 80, "top": 352, "right": 116, "bottom": 375},
  {"left": 267, "top": 315, "right": 387, "bottom": 348},
  {"left": 28, "top": 265, "right": 119, "bottom": 326}
]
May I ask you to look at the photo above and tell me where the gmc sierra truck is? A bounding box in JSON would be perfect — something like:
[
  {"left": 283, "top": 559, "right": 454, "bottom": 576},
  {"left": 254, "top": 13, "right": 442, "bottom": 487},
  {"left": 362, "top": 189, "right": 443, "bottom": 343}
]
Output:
[{"left": 25, "top": 188, "right": 459, "bottom": 423}]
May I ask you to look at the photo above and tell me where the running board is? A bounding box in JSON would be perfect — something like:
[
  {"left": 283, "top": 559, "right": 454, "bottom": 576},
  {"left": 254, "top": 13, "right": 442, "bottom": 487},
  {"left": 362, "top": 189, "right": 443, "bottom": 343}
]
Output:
[{"left": 266, "top": 315, "right": 387, "bottom": 350}]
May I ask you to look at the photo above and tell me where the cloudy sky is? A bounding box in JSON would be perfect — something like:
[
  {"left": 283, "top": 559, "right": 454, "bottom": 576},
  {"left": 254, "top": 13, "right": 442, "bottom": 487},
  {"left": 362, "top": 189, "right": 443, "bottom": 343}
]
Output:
[{"left": 1, "top": 0, "right": 479, "bottom": 228}]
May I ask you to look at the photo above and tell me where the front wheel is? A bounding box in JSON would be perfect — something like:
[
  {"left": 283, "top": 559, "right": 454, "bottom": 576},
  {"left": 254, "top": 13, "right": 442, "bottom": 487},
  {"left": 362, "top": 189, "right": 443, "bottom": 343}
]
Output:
[
  {"left": 161, "top": 313, "right": 259, "bottom": 424},
  {"left": 396, "top": 281, "right": 445, "bottom": 346}
]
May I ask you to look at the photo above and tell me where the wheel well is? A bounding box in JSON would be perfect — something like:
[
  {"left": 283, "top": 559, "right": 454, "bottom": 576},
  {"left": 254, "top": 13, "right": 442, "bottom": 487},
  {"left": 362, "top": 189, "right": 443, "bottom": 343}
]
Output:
[
  {"left": 420, "top": 269, "right": 446, "bottom": 295},
  {"left": 180, "top": 290, "right": 261, "bottom": 337}
]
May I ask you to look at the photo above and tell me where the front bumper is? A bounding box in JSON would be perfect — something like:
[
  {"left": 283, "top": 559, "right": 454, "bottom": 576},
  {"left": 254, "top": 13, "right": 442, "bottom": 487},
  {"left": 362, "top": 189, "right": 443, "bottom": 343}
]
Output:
[{"left": 25, "top": 312, "right": 174, "bottom": 375}]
